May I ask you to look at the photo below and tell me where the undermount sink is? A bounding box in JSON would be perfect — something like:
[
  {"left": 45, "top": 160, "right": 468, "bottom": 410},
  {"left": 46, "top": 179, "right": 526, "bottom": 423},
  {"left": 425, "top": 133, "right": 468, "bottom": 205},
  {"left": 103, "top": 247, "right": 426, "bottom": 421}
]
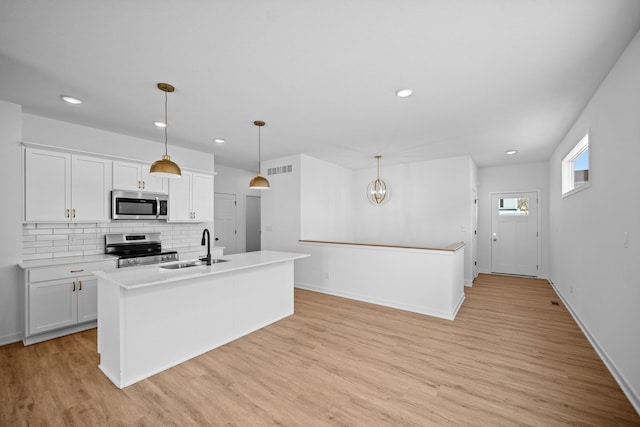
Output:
[
  {"left": 160, "top": 259, "right": 230, "bottom": 269},
  {"left": 160, "top": 261, "right": 203, "bottom": 270}
]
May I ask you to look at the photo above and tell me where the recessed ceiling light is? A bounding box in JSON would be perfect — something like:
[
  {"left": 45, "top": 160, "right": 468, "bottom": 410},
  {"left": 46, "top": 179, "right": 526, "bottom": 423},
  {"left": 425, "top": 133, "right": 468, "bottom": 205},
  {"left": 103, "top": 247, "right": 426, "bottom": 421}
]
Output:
[
  {"left": 214, "top": 138, "right": 225, "bottom": 144},
  {"left": 396, "top": 89, "right": 413, "bottom": 98},
  {"left": 506, "top": 150, "right": 518, "bottom": 155},
  {"left": 154, "top": 121, "right": 167, "bottom": 128},
  {"left": 61, "top": 95, "right": 82, "bottom": 104}
]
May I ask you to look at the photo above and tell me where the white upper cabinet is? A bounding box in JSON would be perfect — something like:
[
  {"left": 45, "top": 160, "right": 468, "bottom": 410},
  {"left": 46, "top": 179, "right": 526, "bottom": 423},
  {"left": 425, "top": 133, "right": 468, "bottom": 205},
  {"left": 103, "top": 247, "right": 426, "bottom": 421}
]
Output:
[
  {"left": 72, "top": 155, "right": 111, "bottom": 221},
  {"left": 24, "top": 148, "right": 111, "bottom": 222},
  {"left": 113, "top": 160, "right": 166, "bottom": 193},
  {"left": 168, "top": 171, "right": 213, "bottom": 222},
  {"left": 25, "top": 148, "right": 70, "bottom": 222}
]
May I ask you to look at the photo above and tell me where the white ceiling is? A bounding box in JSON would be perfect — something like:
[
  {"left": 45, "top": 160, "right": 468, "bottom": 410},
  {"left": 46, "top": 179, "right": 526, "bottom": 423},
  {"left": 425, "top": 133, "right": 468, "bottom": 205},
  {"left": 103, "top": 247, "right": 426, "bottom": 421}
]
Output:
[{"left": 1, "top": 1, "right": 639, "bottom": 171}]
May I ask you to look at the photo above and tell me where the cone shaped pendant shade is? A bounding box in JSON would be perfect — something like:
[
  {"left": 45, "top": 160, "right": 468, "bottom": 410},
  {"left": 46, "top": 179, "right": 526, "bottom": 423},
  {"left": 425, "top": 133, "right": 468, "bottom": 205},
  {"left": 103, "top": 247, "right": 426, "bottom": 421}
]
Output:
[
  {"left": 249, "top": 120, "right": 270, "bottom": 189},
  {"left": 150, "top": 83, "right": 182, "bottom": 178}
]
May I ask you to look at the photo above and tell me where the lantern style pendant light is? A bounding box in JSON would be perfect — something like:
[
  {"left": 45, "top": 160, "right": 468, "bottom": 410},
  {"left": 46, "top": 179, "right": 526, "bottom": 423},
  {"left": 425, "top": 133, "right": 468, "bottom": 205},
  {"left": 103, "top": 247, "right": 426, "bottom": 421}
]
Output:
[
  {"left": 367, "top": 155, "right": 390, "bottom": 205},
  {"left": 249, "top": 120, "right": 270, "bottom": 189},
  {"left": 150, "top": 83, "right": 182, "bottom": 178}
]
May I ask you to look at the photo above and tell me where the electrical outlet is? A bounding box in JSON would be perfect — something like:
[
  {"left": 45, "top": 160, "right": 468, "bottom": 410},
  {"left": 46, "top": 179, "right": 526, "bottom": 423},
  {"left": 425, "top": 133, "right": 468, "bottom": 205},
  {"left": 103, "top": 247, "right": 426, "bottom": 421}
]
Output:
[
  {"left": 325, "top": 272, "right": 329, "bottom": 280},
  {"left": 623, "top": 231, "right": 629, "bottom": 248},
  {"left": 570, "top": 285, "right": 574, "bottom": 294}
]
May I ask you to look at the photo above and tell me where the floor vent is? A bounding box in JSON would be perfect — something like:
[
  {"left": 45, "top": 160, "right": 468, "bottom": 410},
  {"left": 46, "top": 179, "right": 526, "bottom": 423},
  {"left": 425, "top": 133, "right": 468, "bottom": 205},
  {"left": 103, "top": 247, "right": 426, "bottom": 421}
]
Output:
[
  {"left": 551, "top": 301, "right": 560, "bottom": 306},
  {"left": 267, "top": 165, "right": 293, "bottom": 176}
]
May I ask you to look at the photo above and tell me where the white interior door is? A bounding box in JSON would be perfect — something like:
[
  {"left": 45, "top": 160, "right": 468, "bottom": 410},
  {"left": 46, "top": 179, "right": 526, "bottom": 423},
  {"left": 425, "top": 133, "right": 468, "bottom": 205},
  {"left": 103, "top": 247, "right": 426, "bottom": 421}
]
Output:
[
  {"left": 245, "top": 195, "right": 261, "bottom": 252},
  {"left": 491, "top": 192, "right": 538, "bottom": 276},
  {"left": 214, "top": 193, "right": 236, "bottom": 254}
]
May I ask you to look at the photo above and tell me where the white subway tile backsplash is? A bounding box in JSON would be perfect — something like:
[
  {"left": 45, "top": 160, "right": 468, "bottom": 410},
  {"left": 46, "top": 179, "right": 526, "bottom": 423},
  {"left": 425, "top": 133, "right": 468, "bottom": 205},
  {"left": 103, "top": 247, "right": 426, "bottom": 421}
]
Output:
[
  {"left": 37, "top": 223, "right": 70, "bottom": 229},
  {"left": 22, "top": 221, "right": 211, "bottom": 260},
  {"left": 53, "top": 251, "right": 83, "bottom": 258},
  {"left": 24, "top": 229, "right": 53, "bottom": 236},
  {"left": 37, "top": 234, "right": 69, "bottom": 241}
]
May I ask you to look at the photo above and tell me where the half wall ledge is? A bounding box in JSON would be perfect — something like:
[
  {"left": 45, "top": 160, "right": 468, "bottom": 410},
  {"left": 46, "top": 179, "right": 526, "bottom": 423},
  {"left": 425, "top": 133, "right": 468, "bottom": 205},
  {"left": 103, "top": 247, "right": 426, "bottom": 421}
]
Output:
[{"left": 296, "top": 240, "right": 465, "bottom": 320}]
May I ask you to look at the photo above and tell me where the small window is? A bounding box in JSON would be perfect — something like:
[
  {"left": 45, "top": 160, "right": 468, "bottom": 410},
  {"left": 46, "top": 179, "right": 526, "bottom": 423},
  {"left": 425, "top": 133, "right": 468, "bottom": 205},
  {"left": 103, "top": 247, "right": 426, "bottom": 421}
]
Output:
[
  {"left": 498, "top": 197, "right": 529, "bottom": 216},
  {"left": 562, "top": 132, "right": 590, "bottom": 196}
]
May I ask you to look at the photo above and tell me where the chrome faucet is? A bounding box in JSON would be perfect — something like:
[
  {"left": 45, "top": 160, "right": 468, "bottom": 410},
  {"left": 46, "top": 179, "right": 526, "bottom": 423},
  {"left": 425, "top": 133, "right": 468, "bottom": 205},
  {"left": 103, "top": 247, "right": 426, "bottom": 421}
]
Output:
[{"left": 201, "top": 228, "right": 212, "bottom": 265}]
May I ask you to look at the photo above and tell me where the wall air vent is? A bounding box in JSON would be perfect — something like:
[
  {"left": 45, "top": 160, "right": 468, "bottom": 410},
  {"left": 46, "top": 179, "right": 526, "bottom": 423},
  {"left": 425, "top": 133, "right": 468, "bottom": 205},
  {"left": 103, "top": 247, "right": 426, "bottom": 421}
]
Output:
[{"left": 267, "top": 165, "right": 293, "bottom": 176}]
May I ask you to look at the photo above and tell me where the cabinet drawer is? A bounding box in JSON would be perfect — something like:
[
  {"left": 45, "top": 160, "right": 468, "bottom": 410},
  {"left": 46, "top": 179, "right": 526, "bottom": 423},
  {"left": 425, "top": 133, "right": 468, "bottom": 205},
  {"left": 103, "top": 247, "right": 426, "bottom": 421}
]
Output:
[{"left": 29, "top": 260, "right": 117, "bottom": 283}]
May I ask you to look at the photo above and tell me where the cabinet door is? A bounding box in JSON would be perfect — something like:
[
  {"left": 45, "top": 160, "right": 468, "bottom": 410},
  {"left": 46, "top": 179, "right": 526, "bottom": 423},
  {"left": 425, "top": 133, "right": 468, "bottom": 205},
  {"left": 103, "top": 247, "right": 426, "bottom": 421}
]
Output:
[
  {"left": 24, "top": 148, "right": 71, "bottom": 222},
  {"left": 168, "top": 172, "right": 193, "bottom": 222},
  {"left": 191, "top": 173, "right": 214, "bottom": 222},
  {"left": 140, "top": 164, "right": 167, "bottom": 193},
  {"left": 112, "top": 161, "right": 142, "bottom": 191},
  {"left": 29, "top": 278, "right": 77, "bottom": 335},
  {"left": 77, "top": 275, "right": 98, "bottom": 322},
  {"left": 72, "top": 155, "right": 111, "bottom": 221}
]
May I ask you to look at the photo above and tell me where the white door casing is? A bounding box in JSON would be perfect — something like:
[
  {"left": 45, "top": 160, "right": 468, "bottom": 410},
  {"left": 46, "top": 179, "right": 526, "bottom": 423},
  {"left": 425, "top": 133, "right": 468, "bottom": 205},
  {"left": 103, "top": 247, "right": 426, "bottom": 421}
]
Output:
[{"left": 491, "top": 191, "right": 539, "bottom": 277}]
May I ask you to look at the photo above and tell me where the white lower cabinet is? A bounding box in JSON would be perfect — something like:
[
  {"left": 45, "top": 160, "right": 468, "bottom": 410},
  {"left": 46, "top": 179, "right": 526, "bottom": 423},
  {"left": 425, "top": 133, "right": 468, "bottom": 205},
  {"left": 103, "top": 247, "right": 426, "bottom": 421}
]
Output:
[{"left": 23, "top": 259, "right": 116, "bottom": 344}]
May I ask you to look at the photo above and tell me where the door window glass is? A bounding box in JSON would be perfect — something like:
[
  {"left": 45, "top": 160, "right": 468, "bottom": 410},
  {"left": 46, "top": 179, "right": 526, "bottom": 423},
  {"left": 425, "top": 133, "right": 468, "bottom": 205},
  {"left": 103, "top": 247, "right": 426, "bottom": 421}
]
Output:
[{"left": 498, "top": 197, "right": 529, "bottom": 216}]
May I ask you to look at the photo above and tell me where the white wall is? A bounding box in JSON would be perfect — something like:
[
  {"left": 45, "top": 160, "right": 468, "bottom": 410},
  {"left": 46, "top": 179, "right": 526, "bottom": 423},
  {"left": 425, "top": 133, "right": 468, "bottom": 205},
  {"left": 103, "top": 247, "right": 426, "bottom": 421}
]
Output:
[
  {"left": 213, "top": 164, "right": 261, "bottom": 254},
  {"left": 477, "top": 162, "right": 549, "bottom": 278},
  {"left": 300, "top": 155, "right": 354, "bottom": 242},
  {"left": 261, "top": 154, "right": 477, "bottom": 285},
  {"left": 352, "top": 156, "right": 476, "bottom": 284},
  {"left": 548, "top": 29, "right": 640, "bottom": 411},
  {"left": 261, "top": 155, "right": 302, "bottom": 253},
  {"left": 0, "top": 100, "right": 24, "bottom": 344}
]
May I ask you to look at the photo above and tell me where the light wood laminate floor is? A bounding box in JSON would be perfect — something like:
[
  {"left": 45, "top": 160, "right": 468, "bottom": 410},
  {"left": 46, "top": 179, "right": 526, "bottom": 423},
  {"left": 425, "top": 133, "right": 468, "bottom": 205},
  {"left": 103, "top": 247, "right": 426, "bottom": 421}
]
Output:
[{"left": 1, "top": 274, "right": 638, "bottom": 426}]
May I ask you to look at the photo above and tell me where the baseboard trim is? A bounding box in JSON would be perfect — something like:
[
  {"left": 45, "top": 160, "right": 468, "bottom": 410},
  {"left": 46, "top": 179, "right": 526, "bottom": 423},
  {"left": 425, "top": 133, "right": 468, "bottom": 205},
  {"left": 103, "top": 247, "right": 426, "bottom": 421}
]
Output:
[
  {"left": 22, "top": 321, "right": 97, "bottom": 346},
  {"left": 294, "top": 282, "right": 462, "bottom": 320},
  {"left": 0, "top": 331, "right": 23, "bottom": 347},
  {"left": 548, "top": 278, "right": 640, "bottom": 416}
]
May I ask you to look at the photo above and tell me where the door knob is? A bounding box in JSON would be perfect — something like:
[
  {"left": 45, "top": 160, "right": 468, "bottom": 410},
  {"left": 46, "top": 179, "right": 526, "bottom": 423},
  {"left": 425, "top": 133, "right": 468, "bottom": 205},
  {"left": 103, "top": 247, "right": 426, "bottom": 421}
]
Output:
[
  {"left": 215, "top": 237, "right": 219, "bottom": 241},
  {"left": 493, "top": 238, "right": 497, "bottom": 241}
]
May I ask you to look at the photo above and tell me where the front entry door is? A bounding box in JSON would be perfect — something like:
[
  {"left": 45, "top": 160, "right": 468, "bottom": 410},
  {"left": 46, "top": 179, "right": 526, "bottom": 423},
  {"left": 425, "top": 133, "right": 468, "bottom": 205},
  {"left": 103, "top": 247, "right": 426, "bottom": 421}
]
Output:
[{"left": 491, "top": 192, "right": 538, "bottom": 276}]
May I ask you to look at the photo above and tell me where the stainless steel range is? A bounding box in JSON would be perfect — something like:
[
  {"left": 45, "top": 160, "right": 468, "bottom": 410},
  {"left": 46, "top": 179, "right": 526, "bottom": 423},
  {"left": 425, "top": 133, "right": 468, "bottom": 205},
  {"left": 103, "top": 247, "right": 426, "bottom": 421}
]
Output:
[{"left": 105, "top": 232, "right": 179, "bottom": 268}]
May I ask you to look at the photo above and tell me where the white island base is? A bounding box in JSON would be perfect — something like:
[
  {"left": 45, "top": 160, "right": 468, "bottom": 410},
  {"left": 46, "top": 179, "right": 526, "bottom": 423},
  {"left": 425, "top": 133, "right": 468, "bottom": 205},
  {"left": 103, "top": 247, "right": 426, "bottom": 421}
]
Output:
[{"left": 95, "top": 251, "right": 309, "bottom": 389}]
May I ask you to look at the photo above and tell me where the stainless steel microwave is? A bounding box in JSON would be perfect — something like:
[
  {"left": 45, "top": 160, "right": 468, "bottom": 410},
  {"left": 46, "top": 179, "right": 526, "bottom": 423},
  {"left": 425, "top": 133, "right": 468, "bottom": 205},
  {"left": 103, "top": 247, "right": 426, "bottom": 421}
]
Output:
[{"left": 111, "top": 190, "right": 168, "bottom": 220}]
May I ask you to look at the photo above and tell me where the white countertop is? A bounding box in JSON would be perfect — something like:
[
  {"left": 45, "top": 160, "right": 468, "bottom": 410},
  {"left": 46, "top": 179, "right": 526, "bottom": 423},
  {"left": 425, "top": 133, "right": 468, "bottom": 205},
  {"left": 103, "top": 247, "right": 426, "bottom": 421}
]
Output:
[
  {"left": 94, "top": 250, "right": 310, "bottom": 290},
  {"left": 19, "top": 254, "right": 118, "bottom": 269}
]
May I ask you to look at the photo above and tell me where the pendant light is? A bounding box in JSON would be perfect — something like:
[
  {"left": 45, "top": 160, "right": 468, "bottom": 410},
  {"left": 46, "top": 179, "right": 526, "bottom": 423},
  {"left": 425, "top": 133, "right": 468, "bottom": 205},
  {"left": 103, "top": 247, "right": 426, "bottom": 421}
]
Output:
[
  {"left": 150, "top": 83, "right": 182, "bottom": 178},
  {"left": 249, "top": 120, "right": 270, "bottom": 189},
  {"left": 367, "top": 155, "right": 390, "bottom": 205}
]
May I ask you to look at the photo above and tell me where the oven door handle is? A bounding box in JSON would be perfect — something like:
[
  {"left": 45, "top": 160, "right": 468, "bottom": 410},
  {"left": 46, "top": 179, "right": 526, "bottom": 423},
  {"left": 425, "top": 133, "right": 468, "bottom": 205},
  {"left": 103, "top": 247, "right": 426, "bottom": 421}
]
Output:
[{"left": 156, "top": 197, "right": 160, "bottom": 219}]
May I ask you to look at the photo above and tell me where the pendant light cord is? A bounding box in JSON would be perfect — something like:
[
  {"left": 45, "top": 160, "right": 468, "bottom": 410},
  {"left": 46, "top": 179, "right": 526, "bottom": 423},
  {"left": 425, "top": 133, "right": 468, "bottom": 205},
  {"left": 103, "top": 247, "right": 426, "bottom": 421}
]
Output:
[
  {"left": 164, "top": 90, "right": 168, "bottom": 156},
  {"left": 258, "top": 125, "right": 262, "bottom": 174}
]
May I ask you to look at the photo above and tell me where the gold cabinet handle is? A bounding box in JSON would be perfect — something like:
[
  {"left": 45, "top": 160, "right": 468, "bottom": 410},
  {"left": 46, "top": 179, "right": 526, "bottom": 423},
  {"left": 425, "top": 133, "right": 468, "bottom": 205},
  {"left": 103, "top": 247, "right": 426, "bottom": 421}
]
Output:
[
  {"left": 142, "top": 181, "right": 145, "bottom": 189},
  {"left": 79, "top": 280, "right": 82, "bottom": 291},
  {"left": 66, "top": 208, "right": 70, "bottom": 218},
  {"left": 72, "top": 281, "right": 76, "bottom": 292},
  {"left": 72, "top": 208, "right": 76, "bottom": 218}
]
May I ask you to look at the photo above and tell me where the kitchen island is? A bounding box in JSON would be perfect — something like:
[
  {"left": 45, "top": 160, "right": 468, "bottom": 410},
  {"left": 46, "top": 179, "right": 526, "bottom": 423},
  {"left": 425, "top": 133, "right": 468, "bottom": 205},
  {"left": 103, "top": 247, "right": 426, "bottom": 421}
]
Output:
[{"left": 94, "top": 250, "right": 309, "bottom": 388}]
